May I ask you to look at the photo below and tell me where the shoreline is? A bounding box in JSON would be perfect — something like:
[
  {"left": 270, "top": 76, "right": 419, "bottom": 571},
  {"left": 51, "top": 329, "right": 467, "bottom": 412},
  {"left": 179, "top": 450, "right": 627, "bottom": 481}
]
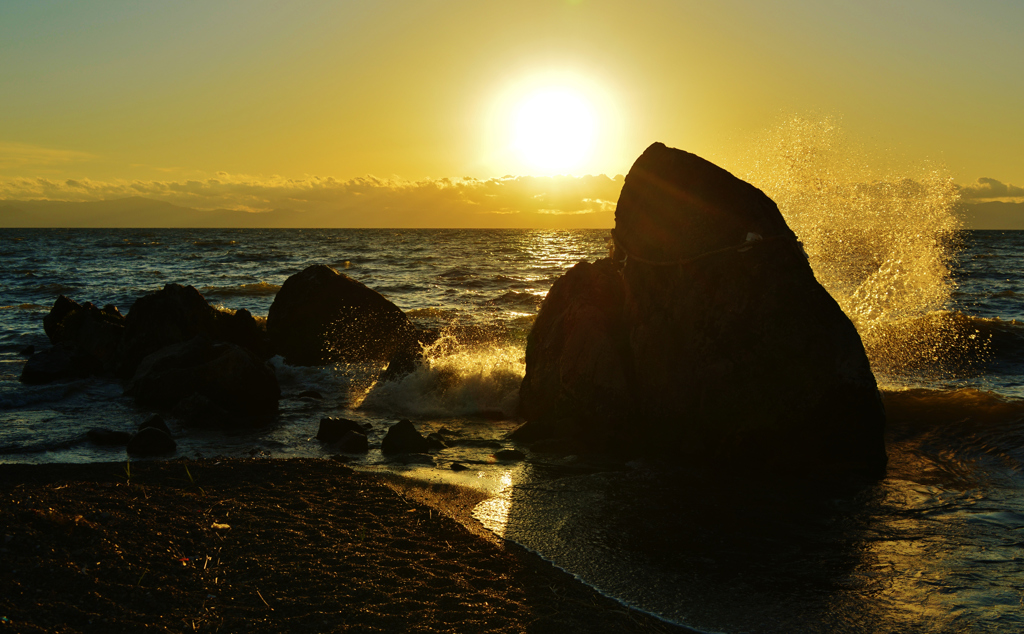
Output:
[{"left": 0, "top": 457, "right": 697, "bottom": 633}]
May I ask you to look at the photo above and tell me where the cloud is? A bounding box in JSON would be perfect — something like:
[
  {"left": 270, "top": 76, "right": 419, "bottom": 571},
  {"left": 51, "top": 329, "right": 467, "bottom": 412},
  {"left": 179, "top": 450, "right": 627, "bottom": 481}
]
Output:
[
  {"left": 960, "top": 177, "right": 1024, "bottom": 200},
  {"left": 0, "top": 142, "right": 97, "bottom": 170},
  {"left": 0, "top": 172, "right": 625, "bottom": 228}
]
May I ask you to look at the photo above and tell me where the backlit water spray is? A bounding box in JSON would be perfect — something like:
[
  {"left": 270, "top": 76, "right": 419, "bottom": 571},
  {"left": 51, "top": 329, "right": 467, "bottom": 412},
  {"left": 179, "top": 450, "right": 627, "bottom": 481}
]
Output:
[{"left": 736, "top": 116, "right": 986, "bottom": 382}]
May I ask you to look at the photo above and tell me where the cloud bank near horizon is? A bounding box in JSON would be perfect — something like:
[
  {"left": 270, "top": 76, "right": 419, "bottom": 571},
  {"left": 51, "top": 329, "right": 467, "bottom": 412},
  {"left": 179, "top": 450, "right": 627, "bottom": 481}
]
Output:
[
  {"left": 4, "top": 171, "right": 1024, "bottom": 229},
  {"left": 959, "top": 177, "right": 1024, "bottom": 201},
  {"left": 0, "top": 173, "right": 625, "bottom": 228}
]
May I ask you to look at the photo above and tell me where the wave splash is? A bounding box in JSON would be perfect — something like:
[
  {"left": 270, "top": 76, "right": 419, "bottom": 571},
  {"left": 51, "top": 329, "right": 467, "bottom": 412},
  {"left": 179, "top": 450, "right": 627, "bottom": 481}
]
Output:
[
  {"left": 739, "top": 116, "right": 983, "bottom": 381},
  {"left": 358, "top": 329, "right": 525, "bottom": 420}
]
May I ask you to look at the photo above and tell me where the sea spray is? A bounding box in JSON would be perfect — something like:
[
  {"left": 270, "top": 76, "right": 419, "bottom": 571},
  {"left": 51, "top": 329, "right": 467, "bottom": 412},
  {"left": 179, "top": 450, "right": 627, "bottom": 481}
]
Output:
[
  {"left": 358, "top": 329, "right": 525, "bottom": 419},
  {"left": 737, "top": 116, "right": 986, "bottom": 381}
]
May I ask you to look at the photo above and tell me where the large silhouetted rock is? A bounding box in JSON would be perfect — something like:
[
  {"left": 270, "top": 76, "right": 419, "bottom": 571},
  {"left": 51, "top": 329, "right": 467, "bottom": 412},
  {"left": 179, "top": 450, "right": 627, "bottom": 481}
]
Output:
[
  {"left": 517, "top": 142, "right": 887, "bottom": 476},
  {"left": 517, "top": 259, "right": 634, "bottom": 444},
  {"left": 118, "top": 284, "right": 271, "bottom": 376},
  {"left": 118, "top": 284, "right": 221, "bottom": 376},
  {"left": 39, "top": 296, "right": 125, "bottom": 374},
  {"left": 267, "top": 265, "right": 418, "bottom": 366},
  {"left": 126, "top": 335, "right": 280, "bottom": 427}
]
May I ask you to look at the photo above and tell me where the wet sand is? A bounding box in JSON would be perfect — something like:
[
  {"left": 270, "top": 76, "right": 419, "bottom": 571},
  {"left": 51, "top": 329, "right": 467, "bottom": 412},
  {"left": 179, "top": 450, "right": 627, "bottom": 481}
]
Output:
[{"left": 0, "top": 458, "right": 695, "bottom": 633}]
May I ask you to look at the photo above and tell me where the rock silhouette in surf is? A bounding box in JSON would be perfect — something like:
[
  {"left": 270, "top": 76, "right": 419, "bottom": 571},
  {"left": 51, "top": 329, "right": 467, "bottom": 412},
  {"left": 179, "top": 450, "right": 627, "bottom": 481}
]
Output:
[
  {"left": 381, "top": 419, "right": 432, "bottom": 454},
  {"left": 119, "top": 283, "right": 272, "bottom": 376},
  {"left": 517, "top": 142, "right": 887, "bottom": 476},
  {"left": 126, "top": 334, "right": 280, "bottom": 427},
  {"left": 43, "top": 296, "right": 126, "bottom": 372},
  {"left": 23, "top": 287, "right": 273, "bottom": 388},
  {"left": 21, "top": 296, "right": 127, "bottom": 383},
  {"left": 267, "top": 264, "right": 418, "bottom": 366}
]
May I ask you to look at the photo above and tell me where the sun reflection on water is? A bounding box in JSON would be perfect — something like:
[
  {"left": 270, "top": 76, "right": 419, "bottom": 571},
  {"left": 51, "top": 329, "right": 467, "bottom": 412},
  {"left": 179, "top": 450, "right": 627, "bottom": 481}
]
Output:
[{"left": 471, "top": 469, "right": 516, "bottom": 538}]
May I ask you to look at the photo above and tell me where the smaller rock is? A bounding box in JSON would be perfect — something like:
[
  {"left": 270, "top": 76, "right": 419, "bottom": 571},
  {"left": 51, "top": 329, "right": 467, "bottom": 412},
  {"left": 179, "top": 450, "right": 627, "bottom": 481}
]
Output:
[
  {"left": 450, "top": 463, "right": 469, "bottom": 472},
  {"left": 494, "top": 449, "right": 526, "bottom": 461},
  {"left": 127, "top": 427, "right": 177, "bottom": 456},
  {"left": 381, "top": 419, "right": 431, "bottom": 454},
  {"left": 337, "top": 431, "right": 369, "bottom": 454},
  {"left": 86, "top": 428, "right": 132, "bottom": 446},
  {"left": 317, "top": 417, "right": 366, "bottom": 443},
  {"left": 296, "top": 390, "right": 323, "bottom": 400},
  {"left": 126, "top": 335, "right": 280, "bottom": 426},
  {"left": 41, "top": 296, "right": 125, "bottom": 374},
  {"left": 43, "top": 295, "right": 80, "bottom": 340},
  {"left": 426, "top": 432, "right": 448, "bottom": 450},
  {"left": 18, "top": 345, "right": 35, "bottom": 356},
  {"left": 213, "top": 307, "right": 274, "bottom": 360},
  {"left": 139, "top": 414, "right": 171, "bottom": 434}
]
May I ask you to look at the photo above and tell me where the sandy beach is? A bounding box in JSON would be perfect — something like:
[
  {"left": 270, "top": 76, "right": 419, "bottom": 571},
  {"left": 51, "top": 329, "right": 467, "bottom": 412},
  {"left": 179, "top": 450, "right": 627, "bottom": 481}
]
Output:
[{"left": 0, "top": 458, "right": 695, "bottom": 633}]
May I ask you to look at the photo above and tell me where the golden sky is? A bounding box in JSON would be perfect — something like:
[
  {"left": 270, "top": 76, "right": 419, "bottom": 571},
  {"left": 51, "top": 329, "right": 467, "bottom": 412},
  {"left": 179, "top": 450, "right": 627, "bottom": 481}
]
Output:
[{"left": 1, "top": 0, "right": 1022, "bottom": 227}]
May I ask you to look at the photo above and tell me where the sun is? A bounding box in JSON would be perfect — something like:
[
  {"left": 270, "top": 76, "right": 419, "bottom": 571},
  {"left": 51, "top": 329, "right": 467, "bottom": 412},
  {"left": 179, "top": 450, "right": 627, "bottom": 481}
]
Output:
[
  {"left": 511, "top": 88, "right": 597, "bottom": 173},
  {"left": 479, "top": 71, "right": 622, "bottom": 176}
]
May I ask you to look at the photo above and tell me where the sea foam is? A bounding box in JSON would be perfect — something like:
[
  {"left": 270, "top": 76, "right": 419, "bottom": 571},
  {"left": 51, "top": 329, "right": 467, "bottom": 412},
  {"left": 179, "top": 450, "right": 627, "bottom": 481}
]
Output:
[{"left": 358, "top": 333, "right": 525, "bottom": 419}]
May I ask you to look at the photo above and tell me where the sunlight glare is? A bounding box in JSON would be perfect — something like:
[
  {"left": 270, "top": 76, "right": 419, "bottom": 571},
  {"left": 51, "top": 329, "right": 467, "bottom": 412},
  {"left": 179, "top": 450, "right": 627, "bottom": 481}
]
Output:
[
  {"left": 480, "top": 70, "right": 622, "bottom": 177},
  {"left": 512, "top": 88, "right": 597, "bottom": 173}
]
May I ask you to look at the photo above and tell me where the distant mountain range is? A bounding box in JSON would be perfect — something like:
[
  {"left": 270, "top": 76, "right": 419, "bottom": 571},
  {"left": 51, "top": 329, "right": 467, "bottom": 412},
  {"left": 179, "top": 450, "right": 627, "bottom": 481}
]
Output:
[
  {"left": 959, "top": 201, "right": 1024, "bottom": 230},
  {"left": 0, "top": 197, "right": 295, "bottom": 228},
  {"left": 2, "top": 196, "right": 1024, "bottom": 230}
]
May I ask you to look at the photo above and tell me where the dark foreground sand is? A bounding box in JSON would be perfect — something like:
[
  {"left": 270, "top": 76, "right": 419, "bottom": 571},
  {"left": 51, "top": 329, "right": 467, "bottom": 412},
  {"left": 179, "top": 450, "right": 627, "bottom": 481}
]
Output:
[{"left": 0, "top": 458, "right": 695, "bottom": 633}]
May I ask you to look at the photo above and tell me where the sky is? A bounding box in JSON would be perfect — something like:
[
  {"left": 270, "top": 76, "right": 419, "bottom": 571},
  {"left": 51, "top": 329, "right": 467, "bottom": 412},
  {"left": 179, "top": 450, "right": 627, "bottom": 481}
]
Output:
[{"left": 1, "top": 0, "right": 1022, "bottom": 228}]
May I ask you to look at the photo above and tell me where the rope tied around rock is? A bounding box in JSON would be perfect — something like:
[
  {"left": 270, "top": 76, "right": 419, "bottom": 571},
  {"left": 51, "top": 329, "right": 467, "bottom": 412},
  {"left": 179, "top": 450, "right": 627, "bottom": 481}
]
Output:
[{"left": 612, "top": 230, "right": 803, "bottom": 268}]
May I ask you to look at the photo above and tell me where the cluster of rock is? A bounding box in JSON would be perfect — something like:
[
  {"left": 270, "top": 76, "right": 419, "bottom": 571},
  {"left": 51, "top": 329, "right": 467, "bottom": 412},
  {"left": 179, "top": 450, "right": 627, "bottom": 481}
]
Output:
[
  {"left": 516, "top": 143, "right": 888, "bottom": 477},
  {"left": 23, "top": 264, "right": 429, "bottom": 450},
  {"left": 315, "top": 417, "right": 522, "bottom": 470},
  {"left": 24, "top": 284, "right": 280, "bottom": 428},
  {"left": 316, "top": 417, "right": 446, "bottom": 456}
]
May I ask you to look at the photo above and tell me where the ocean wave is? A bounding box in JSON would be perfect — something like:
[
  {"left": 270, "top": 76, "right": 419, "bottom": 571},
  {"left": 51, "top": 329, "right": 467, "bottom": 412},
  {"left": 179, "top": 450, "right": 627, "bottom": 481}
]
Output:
[
  {"left": 438, "top": 267, "right": 476, "bottom": 281},
  {"left": 28, "top": 283, "right": 76, "bottom": 295},
  {"left": 481, "top": 290, "right": 544, "bottom": 310},
  {"left": 199, "top": 282, "right": 282, "bottom": 298},
  {"left": 971, "top": 316, "right": 1024, "bottom": 359},
  {"left": 882, "top": 387, "right": 1024, "bottom": 481},
  {"left": 0, "top": 304, "right": 49, "bottom": 312},
  {"left": 376, "top": 283, "right": 423, "bottom": 294},
  {"left": 192, "top": 239, "right": 238, "bottom": 247},
  {"left": 229, "top": 251, "right": 288, "bottom": 262},
  {"left": 882, "top": 387, "right": 1024, "bottom": 426},
  {"left": 358, "top": 340, "right": 525, "bottom": 419},
  {"left": 0, "top": 437, "right": 83, "bottom": 456},
  {"left": 95, "top": 240, "right": 162, "bottom": 249},
  {"left": 0, "top": 384, "right": 81, "bottom": 410},
  {"left": 406, "top": 307, "right": 461, "bottom": 321}
]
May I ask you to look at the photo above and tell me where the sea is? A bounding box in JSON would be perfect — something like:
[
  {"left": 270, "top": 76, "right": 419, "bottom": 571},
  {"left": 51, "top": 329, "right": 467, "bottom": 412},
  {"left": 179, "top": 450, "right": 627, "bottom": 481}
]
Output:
[{"left": 2, "top": 223, "right": 1024, "bottom": 633}]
